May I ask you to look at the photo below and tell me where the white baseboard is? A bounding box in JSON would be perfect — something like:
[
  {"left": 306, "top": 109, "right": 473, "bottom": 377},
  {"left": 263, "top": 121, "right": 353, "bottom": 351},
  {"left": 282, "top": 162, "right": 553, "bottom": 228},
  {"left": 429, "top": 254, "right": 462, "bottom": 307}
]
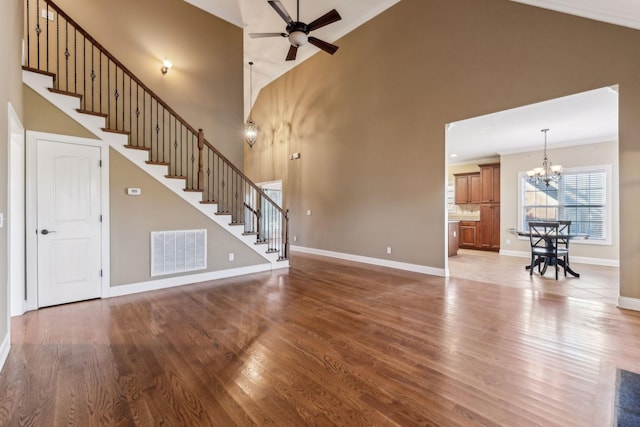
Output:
[
  {"left": 109, "top": 264, "right": 275, "bottom": 297},
  {"left": 291, "top": 245, "right": 446, "bottom": 277},
  {"left": 500, "top": 249, "right": 619, "bottom": 267},
  {"left": 0, "top": 331, "right": 10, "bottom": 372},
  {"left": 617, "top": 296, "right": 640, "bottom": 312}
]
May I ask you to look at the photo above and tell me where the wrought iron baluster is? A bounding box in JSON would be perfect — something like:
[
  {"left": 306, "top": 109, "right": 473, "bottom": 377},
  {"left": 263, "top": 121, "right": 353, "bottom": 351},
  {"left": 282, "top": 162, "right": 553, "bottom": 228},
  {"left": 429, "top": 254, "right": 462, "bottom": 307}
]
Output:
[
  {"left": 114, "top": 67, "right": 119, "bottom": 129},
  {"left": 136, "top": 82, "right": 140, "bottom": 146},
  {"left": 74, "top": 27, "right": 77, "bottom": 93},
  {"left": 27, "top": 0, "right": 31, "bottom": 67},
  {"left": 122, "top": 66, "right": 126, "bottom": 131},
  {"left": 82, "top": 35, "right": 86, "bottom": 109},
  {"left": 155, "top": 100, "right": 160, "bottom": 161},
  {"left": 128, "top": 76, "right": 131, "bottom": 137},
  {"left": 64, "top": 20, "right": 69, "bottom": 91},
  {"left": 45, "top": 3, "right": 49, "bottom": 73}
]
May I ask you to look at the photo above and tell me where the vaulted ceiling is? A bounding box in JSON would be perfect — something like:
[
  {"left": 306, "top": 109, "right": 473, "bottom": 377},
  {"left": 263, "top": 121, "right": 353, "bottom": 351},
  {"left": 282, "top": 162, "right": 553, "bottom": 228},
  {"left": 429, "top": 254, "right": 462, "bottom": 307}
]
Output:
[
  {"left": 183, "top": 0, "right": 639, "bottom": 156},
  {"left": 184, "top": 0, "right": 640, "bottom": 106}
]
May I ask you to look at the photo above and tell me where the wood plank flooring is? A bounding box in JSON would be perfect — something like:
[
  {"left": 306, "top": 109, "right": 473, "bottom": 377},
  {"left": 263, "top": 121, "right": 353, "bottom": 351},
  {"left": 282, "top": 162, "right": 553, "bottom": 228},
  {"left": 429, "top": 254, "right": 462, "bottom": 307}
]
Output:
[{"left": 0, "top": 252, "right": 638, "bottom": 426}]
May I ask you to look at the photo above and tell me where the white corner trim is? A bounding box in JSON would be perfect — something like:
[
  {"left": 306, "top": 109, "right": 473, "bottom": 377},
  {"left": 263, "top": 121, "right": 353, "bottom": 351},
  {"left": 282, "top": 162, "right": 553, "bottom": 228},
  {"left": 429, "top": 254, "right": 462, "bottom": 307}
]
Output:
[
  {"left": 291, "top": 245, "right": 446, "bottom": 277},
  {"left": 617, "top": 296, "right": 640, "bottom": 312},
  {"left": 109, "top": 263, "right": 274, "bottom": 297},
  {"left": 0, "top": 331, "right": 10, "bottom": 372}
]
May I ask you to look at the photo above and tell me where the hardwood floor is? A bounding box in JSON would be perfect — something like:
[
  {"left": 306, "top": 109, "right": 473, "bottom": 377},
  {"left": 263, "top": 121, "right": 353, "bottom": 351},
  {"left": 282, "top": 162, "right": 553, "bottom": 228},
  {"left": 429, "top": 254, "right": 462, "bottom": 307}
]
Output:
[{"left": 1, "top": 252, "right": 638, "bottom": 426}]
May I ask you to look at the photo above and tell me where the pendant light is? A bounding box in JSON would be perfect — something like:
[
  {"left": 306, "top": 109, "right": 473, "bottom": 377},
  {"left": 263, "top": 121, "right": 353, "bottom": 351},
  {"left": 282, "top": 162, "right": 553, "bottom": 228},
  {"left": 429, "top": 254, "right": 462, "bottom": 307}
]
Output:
[{"left": 245, "top": 61, "right": 258, "bottom": 147}]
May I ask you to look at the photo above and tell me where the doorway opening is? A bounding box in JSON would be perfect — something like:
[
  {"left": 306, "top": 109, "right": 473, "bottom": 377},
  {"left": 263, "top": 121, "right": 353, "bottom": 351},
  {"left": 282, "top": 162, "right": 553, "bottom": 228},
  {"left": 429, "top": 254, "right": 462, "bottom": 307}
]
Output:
[{"left": 444, "top": 86, "right": 620, "bottom": 303}]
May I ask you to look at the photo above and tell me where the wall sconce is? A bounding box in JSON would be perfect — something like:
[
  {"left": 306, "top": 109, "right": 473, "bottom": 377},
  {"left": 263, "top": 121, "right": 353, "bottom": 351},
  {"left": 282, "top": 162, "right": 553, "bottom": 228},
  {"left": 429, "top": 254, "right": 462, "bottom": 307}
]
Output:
[{"left": 161, "top": 58, "right": 173, "bottom": 75}]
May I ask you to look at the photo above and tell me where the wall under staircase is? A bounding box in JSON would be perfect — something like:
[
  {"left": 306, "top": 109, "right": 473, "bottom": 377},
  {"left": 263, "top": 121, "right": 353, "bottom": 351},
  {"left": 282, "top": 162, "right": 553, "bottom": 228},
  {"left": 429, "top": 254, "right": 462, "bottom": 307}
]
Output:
[{"left": 23, "top": 69, "right": 288, "bottom": 296}]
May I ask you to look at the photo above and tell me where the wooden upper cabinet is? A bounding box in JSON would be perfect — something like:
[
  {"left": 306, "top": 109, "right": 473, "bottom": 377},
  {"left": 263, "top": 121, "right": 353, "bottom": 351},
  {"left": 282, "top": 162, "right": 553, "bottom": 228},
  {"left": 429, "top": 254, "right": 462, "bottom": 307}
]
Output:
[
  {"left": 469, "top": 174, "right": 482, "bottom": 204},
  {"left": 454, "top": 173, "right": 481, "bottom": 204},
  {"left": 480, "top": 163, "right": 500, "bottom": 203}
]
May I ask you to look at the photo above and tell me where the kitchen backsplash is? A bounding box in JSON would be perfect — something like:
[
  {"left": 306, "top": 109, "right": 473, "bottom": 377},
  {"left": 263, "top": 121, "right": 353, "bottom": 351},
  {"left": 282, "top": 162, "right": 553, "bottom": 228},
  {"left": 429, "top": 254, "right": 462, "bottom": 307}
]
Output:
[{"left": 448, "top": 204, "right": 480, "bottom": 221}]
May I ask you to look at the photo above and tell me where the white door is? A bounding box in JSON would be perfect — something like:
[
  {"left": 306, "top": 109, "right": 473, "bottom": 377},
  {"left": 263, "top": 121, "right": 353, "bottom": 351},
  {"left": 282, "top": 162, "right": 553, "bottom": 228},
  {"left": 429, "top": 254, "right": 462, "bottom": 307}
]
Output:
[{"left": 36, "top": 139, "right": 102, "bottom": 307}]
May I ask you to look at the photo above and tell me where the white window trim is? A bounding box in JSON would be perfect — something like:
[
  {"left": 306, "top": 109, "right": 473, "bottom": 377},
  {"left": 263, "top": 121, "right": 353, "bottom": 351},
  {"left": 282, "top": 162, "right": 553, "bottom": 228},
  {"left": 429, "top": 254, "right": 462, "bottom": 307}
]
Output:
[{"left": 517, "top": 164, "right": 612, "bottom": 246}]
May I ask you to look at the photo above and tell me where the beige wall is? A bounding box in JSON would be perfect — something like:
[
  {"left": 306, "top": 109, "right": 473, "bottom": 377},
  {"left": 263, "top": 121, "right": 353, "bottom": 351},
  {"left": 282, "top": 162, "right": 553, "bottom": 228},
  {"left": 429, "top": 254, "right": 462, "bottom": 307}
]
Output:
[
  {"left": 109, "top": 149, "right": 266, "bottom": 286},
  {"left": 501, "top": 141, "right": 619, "bottom": 261},
  {"left": 23, "top": 86, "right": 97, "bottom": 139},
  {"left": 245, "top": 0, "right": 640, "bottom": 298},
  {"left": 1, "top": 0, "right": 24, "bottom": 346},
  {"left": 53, "top": 0, "right": 244, "bottom": 167}
]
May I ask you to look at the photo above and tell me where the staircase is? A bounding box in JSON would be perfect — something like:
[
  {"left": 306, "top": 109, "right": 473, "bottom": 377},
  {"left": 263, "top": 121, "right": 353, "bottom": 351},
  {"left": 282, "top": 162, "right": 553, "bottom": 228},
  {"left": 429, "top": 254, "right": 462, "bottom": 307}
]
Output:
[{"left": 23, "top": 0, "right": 289, "bottom": 268}]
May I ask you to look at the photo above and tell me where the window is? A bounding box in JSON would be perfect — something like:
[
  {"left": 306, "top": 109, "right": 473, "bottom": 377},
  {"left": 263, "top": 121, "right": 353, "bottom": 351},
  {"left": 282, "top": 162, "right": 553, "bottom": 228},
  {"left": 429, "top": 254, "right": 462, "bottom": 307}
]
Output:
[{"left": 519, "top": 165, "right": 611, "bottom": 242}]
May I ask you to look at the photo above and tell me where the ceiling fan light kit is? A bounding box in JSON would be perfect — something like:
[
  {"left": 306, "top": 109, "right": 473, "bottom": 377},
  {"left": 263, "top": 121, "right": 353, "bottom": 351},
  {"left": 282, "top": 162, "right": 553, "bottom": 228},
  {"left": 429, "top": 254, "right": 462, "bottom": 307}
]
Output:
[{"left": 250, "top": 0, "right": 342, "bottom": 61}]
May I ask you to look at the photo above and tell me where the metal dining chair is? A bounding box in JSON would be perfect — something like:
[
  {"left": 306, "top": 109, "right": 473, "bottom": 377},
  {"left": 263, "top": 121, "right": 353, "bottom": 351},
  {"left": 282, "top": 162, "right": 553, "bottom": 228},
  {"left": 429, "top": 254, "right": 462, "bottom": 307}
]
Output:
[{"left": 528, "top": 221, "right": 569, "bottom": 280}]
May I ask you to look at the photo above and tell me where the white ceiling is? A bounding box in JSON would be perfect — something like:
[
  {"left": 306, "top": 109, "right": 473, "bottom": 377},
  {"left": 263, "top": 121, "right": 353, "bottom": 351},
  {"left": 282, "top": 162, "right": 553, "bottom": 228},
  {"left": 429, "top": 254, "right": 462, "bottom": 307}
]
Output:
[
  {"left": 184, "top": 0, "right": 637, "bottom": 155},
  {"left": 446, "top": 86, "right": 619, "bottom": 164}
]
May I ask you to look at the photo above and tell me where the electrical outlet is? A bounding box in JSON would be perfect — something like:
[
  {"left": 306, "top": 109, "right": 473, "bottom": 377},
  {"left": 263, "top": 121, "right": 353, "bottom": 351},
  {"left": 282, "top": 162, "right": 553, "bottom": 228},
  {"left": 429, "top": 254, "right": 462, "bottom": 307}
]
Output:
[
  {"left": 506, "top": 239, "right": 511, "bottom": 245},
  {"left": 386, "top": 246, "right": 392, "bottom": 255},
  {"left": 306, "top": 210, "right": 311, "bottom": 216},
  {"left": 0, "top": 213, "right": 4, "bottom": 228},
  {"left": 293, "top": 236, "right": 297, "bottom": 242},
  {"left": 228, "top": 253, "right": 234, "bottom": 262}
]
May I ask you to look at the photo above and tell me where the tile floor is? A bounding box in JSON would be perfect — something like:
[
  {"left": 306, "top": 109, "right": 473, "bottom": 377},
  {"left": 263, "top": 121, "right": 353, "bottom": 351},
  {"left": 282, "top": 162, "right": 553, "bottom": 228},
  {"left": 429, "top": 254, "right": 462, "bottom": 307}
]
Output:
[{"left": 447, "top": 249, "right": 620, "bottom": 304}]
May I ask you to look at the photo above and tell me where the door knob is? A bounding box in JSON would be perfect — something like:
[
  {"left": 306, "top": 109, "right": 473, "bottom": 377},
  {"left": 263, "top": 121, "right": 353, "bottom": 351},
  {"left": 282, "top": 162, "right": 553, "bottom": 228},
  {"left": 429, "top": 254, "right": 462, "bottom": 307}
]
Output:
[{"left": 40, "top": 229, "right": 56, "bottom": 235}]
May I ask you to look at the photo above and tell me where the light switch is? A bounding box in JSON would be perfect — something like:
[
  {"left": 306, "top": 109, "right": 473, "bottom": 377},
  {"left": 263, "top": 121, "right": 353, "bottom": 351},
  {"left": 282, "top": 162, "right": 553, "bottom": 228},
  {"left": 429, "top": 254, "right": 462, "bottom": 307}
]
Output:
[
  {"left": 0, "top": 213, "right": 4, "bottom": 228},
  {"left": 127, "top": 188, "right": 142, "bottom": 196}
]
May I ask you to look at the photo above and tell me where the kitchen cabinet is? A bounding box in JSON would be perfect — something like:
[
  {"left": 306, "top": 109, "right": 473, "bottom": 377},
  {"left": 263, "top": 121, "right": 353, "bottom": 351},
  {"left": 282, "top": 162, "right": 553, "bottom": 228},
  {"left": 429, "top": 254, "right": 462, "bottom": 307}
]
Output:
[
  {"left": 459, "top": 221, "right": 478, "bottom": 249},
  {"left": 479, "top": 204, "right": 500, "bottom": 251},
  {"left": 480, "top": 163, "right": 500, "bottom": 203},
  {"left": 454, "top": 173, "right": 481, "bottom": 204},
  {"left": 448, "top": 222, "right": 460, "bottom": 257}
]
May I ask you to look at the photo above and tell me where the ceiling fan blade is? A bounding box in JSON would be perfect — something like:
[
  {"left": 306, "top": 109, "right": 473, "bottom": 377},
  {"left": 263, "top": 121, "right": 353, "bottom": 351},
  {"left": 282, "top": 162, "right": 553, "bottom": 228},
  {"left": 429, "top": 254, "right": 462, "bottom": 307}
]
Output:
[
  {"left": 307, "top": 9, "right": 342, "bottom": 32},
  {"left": 249, "top": 32, "right": 288, "bottom": 38},
  {"left": 308, "top": 37, "right": 339, "bottom": 55},
  {"left": 286, "top": 44, "right": 298, "bottom": 61},
  {"left": 268, "top": 1, "right": 294, "bottom": 25}
]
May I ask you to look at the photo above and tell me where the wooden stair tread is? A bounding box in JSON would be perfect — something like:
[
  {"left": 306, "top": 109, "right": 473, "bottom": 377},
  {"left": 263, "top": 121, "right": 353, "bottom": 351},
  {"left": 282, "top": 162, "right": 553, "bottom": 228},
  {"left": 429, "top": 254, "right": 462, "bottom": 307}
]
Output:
[
  {"left": 48, "top": 87, "right": 82, "bottom": 100},
  {"left": 229, "top": 222, "right": 245, "bottom": 226},
  {"left": 123, "top": 144, "right": 150, "bottom": 151},
  {"left": 146, "top": 161, "right": 170, "bottom": 166},
  {"left": 242, "top": 232, "right": 258, "bottom": 236},
  {"left": 200, "top": 201, "right": 217, "bottom": 205},
  {"left": 183, "top": 188, "right": 204, "bottom": 193},
  {"left": 165, "top": 175, "right": 187, "bottom": 180},
  {"left": 77, "top": 108, "right": 107, "bottom": 118},
  {"left": 22, "top": 66, "right": 56, "bottom": 80},
  {"left": 103, "top": 128, "right": 130, "bottom": 135},
  {"left": 215, "top": 211, "right": 231, "bottom": 216}
]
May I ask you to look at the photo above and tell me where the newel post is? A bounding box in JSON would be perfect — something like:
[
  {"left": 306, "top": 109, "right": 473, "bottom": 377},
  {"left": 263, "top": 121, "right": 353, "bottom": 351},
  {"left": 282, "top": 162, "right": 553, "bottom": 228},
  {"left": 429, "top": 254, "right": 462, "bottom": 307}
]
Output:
[{"left": 197, "top": 129, "right": 204, "bottom": 190}]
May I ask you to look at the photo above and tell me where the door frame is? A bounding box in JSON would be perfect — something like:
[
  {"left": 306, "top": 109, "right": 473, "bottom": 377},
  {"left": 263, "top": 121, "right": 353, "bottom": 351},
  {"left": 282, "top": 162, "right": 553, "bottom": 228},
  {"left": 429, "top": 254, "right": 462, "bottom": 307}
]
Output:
[
  {"left": 26, "top": 131, "right": 110, "bottom": 310},
  {"left": 8, "top": 103, "right": 25, "bottom": 317}
]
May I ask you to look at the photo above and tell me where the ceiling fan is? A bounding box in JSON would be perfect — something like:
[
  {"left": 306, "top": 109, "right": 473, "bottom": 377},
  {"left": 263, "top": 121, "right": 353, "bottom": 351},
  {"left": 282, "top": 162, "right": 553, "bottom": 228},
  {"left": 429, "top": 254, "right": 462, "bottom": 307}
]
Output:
[{"left": 249, "top": 0, "right": 342, "bottom": 61}]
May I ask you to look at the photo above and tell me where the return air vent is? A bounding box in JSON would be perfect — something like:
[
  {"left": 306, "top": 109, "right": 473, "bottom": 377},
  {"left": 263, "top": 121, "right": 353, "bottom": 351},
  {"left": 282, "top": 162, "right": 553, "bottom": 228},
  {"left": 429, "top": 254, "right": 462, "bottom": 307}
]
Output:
[{"left": 151, "top": 229, "right": 206, "bottom": 277}]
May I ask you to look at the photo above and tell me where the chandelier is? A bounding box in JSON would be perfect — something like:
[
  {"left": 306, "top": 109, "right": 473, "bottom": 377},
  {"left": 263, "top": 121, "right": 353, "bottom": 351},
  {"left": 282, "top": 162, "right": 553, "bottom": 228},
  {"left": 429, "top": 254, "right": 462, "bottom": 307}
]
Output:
[
  {"left": 527, "top": 128, "right": 561, "bottom": 187},
  {"left": 245, "top": 61, "right": 258, "bottom": 147}
]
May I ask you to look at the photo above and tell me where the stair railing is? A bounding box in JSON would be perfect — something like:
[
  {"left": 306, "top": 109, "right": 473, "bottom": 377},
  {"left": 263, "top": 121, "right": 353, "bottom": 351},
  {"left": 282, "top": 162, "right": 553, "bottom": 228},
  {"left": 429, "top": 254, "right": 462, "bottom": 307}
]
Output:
[{"left": 24, "top": 0, "right": 289, "bottom": 260}]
